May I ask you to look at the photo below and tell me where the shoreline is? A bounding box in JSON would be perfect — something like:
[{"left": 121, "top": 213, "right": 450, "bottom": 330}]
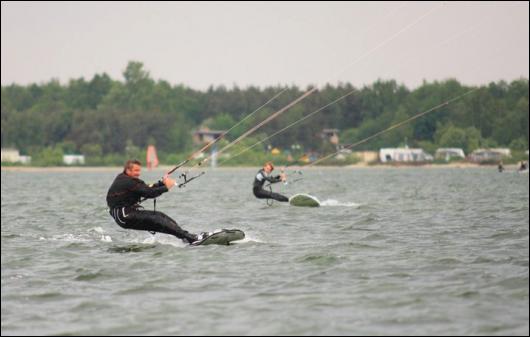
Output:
[{"left": 1, "top": 163, "right": 518, "bottom": 172}]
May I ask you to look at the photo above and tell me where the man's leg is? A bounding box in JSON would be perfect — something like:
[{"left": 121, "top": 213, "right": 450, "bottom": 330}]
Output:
[
  {"left": 122, "top": 210, "right": 198, "bottom": 243},
  {"left": 254, "top": 188, "right": 288, "bottom": 202},
  {"left": 270, "top": 191, "right": 289, "bottom": 202}
]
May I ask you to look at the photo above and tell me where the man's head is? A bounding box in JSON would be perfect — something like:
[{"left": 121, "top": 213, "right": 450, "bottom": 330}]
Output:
[
  {"left": 263, "top": 161, "right": 274, "bottom": 173},
  {"left": 123, "top": 159, "right": 142, "bottom": 178}
]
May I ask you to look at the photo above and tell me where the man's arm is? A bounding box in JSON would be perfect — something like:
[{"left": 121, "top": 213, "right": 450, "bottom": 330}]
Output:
[
  {"left": 134, "top": 174, "right": 175, "bottom": 199},
  {"left": 135, "top": 182, "right": 169, "bottom": 199},
  {"left": 266, "top": 175, "right": 282, "bottom": 184},
  {"left": 266, "top": 172, "right": 287, "bottom": 184}
]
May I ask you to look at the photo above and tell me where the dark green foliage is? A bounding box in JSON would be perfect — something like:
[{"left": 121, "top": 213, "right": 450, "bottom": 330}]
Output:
[{"left": 1, "top": 61, "right": 528, "bottom": 165}]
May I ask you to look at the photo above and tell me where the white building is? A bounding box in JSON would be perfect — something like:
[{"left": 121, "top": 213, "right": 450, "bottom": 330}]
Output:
[
  {"left": 435, "top": 148, "right": 465, "bottom": 161},
  {"left": 18, "top": 155, "right": 31, "bottom": 164},
  {"left": 193, "top": 129, "right": 226, "bottom": 144},
  {"left": 379, "top": 147, "right": 433, "bottom": 163},
  {"left": 1, "top": 148, "right": 20, "bottom": 162},
  {"left": 63, "top": 154, "right": 85, "bottom": 165},
  {"left": 1, "top": 148, "right": 31, "bottom": 164},
  {"left": 469, "top": 148, "right": 511, "bottom": 163},
  {"left": 321, "top": 128, "right": 340, "bottom": 145}
]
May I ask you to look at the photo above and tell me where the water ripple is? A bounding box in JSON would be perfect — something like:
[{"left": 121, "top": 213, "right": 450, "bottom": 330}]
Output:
[{"left": 2, "top": 168, "right": 528, "bottom": 335}]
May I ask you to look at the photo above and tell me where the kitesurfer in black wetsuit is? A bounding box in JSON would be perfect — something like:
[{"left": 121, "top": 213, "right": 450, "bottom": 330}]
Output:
[
  {"left": 106, "top": 160, "right": 205, "bottom": 244},
  {"left": 253, "top": 162, "right": 289, "bottom": 202}
]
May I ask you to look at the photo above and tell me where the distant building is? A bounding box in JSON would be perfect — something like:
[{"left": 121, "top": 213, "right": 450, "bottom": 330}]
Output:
[
  {"left": 63, "top": 154, "right": 85, "bottom": 165},
  {"left": 1, "top": 148, "right": 31, "bottom": 164},
  {"left": 333, "top": 148, "right": 351, "bottom": 161},
  {"left": 435, "top": 148, "right": 465, "bottom": 161},
  {"left": 146, "top": 145, "right": 159, "bottom": 169},
  {"left": 193, "top": 128, "right": 226, "bottom": 168},
  {"left": 1, "top": 148, "right": 20, "bottom": 162},
  {"left": 320, "top": 128, "right": 340, "bottom": 145},
  {"left": 18, "top": 155, "right": 31, "bottom": 164},
  {"left": 193, "top": 128, "right": 225, "bottom": 145},
  {"left": 469, "top": 148, "right": 511, "bottom": 163},
  {"left": 491, "top": 148, "right": 511, "bottom": 157},
  {"left": 352, "top": 151, "right": 379, "bottom": 164},
  {"left": 379, "top": 147, "right": 433, "bottom": 163}
]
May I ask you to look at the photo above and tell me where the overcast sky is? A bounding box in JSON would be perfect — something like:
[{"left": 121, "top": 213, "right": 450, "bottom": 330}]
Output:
[{"left": 1, "top": 1, "right": 529, "bottom": 90}]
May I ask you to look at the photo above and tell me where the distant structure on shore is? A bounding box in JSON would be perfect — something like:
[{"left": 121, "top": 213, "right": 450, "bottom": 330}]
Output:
[
  {"left": 468, "top": 148, "right": 511, "bottom": 163},
  {"left": 321, "top": 129, "right": 340, "bottom": 146},
  {"left": 435, "top": 148, "right": 466, "bottom": 162},
  {"left": 193, "top": 129, "right": 225, "bottom": 145},
  {"left": 146, "top": 145, "right": 159, "bottom": 169},
  {"left": 379, "top": 147, "right": 433, "bottom": 163},
  {"left": 193, "top": 128, "right": 226, "bottom": 168},
  {"left": 1, "top": 148, "right": 31, "bottom": 164},
  {"left": 63, "top": 154, "right": 85, "bottom": 165}
]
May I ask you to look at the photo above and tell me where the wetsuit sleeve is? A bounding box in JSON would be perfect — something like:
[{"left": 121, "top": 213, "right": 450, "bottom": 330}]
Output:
[
  {"left": 134, "top": 181, "right": 168, "bottom": 199},
  {"left": 265, "top": 175, "right": 282, "bottom": 184},
  {"left": 152, "top": 180, "right": 165, "bottom": 188}
]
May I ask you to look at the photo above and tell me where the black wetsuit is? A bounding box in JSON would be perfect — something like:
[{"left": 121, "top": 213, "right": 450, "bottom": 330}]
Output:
[
  {"left": 106, "top": 173, "right": 197, "bottom": 243},
  {"left": 252, "top": 169, "right": 289, "bottom": 202}
]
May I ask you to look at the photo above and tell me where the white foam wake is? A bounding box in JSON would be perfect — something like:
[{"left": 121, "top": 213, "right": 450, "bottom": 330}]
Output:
[
  {"left": 39, "top": 233, "right": 91, "bottom": 242},
  {"left": 140, "top": 234, "right": 187, "bottom": 248},
  {"left": 233, "top": 235, "right": 264, "bottom": 244},
  {"left": 320, "top": 199, "right": 362, "bottom": 207},
  {"left": 39, "top": 228, "right": 113, "bottom": 243}
]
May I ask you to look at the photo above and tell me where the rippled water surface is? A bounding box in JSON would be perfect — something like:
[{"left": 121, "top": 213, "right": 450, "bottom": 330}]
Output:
[{"left": 1, "top": 167, "right": 528, "bottom": 335}]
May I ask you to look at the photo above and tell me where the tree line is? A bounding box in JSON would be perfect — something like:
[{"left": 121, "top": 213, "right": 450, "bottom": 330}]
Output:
[{"left": 1, "top": 61, "right": 528, "bottom": 165}]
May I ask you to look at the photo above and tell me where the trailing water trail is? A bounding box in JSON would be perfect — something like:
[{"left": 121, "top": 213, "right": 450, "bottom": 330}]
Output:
[{"left": 320, "top": 199, "right": 362, "bottom": 208}]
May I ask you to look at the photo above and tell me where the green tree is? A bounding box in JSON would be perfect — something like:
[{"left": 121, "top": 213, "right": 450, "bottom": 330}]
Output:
[
  {"left": 207, "top": 113, "right": 237, "bottom": 130},
  {"left": 438, "top": 125, "right": 468, "bottom": 149},
  {"left": 1, "top": 70, "right": 528, "bottom": 166},
  {"left": 509, "top": 137, "right": 528, "bottom": 151},
  {"left": 32, "top": 146, "right": 64, "bottom": 166}
]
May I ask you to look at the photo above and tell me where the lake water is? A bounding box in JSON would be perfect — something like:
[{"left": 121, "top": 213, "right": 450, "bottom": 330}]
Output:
[{"left": 1, "top": 167, "right": 528, "bottom": 335}]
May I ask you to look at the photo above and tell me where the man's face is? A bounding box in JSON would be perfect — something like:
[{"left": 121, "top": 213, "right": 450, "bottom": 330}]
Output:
[
  {"left": 264, "top": 164, "right": 273, "bottom": 173},
  {"left": 126, "top": 164, "right": 141, "bottom": 178}
]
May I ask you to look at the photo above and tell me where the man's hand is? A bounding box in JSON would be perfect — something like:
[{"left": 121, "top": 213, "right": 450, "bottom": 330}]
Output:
[
  {"left": 280, "top": 172, "right": 287, "bottom": 182},
  {"left": 163, "top": 173, "right": 176, "bottom": 190}
]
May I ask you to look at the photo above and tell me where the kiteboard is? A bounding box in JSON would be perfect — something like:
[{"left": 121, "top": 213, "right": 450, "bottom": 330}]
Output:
[
  {"left": 191, "top": 229, "right": 245, "bottom": 246},
  {"left": 289, "top": 193, "right": 321, "bottom": 207}
]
